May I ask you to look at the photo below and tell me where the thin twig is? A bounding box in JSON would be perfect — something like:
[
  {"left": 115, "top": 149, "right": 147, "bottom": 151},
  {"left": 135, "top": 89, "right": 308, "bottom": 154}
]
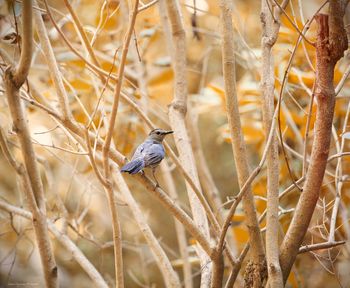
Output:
[
  {"left": 271, "top": 0, "right": 315, "bottom": 46},
  {"left": 302, "top": 83, "right": 316, "bottom": 176},
  {"left": 84, "top": 128, "right": 109, "bottom": 187},
  {"left": 138, "top": 0, "right": 158, "bottom": 12},
  {"left": 42, "top": 0, "right": 119, "bottom": 83},
  {"left": 101, "top": 1, "right": 139, "bottom": 286},
  {"left": 0, "top": 200, "right": 108, "bottom": 288},
  {"left": 298, "top": 241, "right": 346, "bottom": 254},
  {"left": 112, "top": 167, "right": 181, "bottom": 287},
  {"left": 33, "top": 0, "right": 72, "bottom": 119}
]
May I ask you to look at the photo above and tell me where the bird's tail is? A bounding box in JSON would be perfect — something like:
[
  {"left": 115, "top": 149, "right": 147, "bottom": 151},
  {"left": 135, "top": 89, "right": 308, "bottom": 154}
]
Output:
[{"left": 121, "top": 158, "right": 144, "bottom": 174}]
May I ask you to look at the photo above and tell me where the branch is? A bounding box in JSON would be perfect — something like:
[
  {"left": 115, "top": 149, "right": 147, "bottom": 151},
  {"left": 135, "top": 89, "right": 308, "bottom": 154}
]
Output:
[
  {"left": 41, "top": 0, "right": 120, "bottom": 83},
  {"left": 13, "top": 0, "right": 32, "bottom": 87},
  {"left": 0, "top": 127, "right": 23, "bottom": 174},
  {"left": 135, "top": 173, "right": 214, "bottom": 257},
  {"left": 62, "top": 0, "right": 106, "bottom": 83},
  {"left": 160, "top": 0, "right": 212, "bottom": 286},
  {"left": 217, "top": 103, "right": 279, "bottom": 263},
  {"left": 276, "top": 1, "right": 329, "bottom": 192},
  {"left": 138, "top": 0, "right": 158, "bottom": 12},
  {"left": 225, "top": 201, "right": 292, "bottom": 288},
  {"left": 160, "top": 161, "right": 193, "bottom": 288},
  {"left": 12, "top": 77, "right": 216, "bottom": 271},
  {"left": 219, "top": 1, "right": 265, "bottom": 286},
  {"left": 112, "top": 167, "right": 181, "bottom": 288},
  {"left": 84, "top": 128, "right": 109, "bottom": 187},
  {"left": 102, "top": 0, "right": 139, "bottom": 170},
  {"left": 260, "top": 0, "right": 288, "bottom": 286},
  {"left": 99, "top": 2, "right": 138, "bottom": 286},
  {"left": 3, "top": 1, "right": 58, "bottom": 286},
  {"left": 32, "top": 0, "right": 72, "bottom": 119},
  {"left": 0, "top": 200, "right": 108, "bottom": 288},
  {"left": 298, "top": 241, "right": 346, "bottom": 254},
  {"left": 270, "top": 0, "right": 314, "bottom": 46},
  {"left": 279, "top": 2, "right": 348, "bottom": 282}
]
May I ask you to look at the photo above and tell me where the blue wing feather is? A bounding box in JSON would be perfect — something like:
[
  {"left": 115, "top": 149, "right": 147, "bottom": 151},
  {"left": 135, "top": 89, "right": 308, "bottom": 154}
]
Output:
[
  {"left": 144, "top": 144, "right": 164, "bottom": 167},
  {"left": 121, "top": 158, "right": 144, "bottom": 174},
  {"left": 121, "top": 140, "right": 165, "bottom": 173}
]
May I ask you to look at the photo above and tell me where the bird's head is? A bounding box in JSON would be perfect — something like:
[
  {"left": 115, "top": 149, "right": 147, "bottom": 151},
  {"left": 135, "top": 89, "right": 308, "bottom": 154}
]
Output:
[{"left": 148, "top": 128, "right": 173, "bottom": 142}]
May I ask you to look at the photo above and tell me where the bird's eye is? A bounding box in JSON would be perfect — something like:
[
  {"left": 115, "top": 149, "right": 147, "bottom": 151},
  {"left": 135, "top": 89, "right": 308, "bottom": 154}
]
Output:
[{"left": 156, "top": 131, "right": 160, "bottom": 135}]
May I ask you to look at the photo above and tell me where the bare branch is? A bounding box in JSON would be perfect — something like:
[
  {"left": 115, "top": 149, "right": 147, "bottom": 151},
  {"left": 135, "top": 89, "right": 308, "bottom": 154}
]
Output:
[
  {"left": 112, "top": 167, "right": 181, "bottom": 288},
  {"left": 135, "top": 173, "right": 214, "bottom": 257},
  {"left": 16, "top": 83, "right": 215, "bottom": 260},
  {"left": 160, "top": 161, "right": 193, "bottom": 288},
  {"left": 3, "top": 2, "right": 58, "bottom": 286},
  {"left": 0, "top": 127, "right": 23, "bottom": 174},
  {"left": 33, "top": 0, "right": 72, "bottom": 119},
  {"left": 277, "top": 1, "right": 328, "bottom": 192},
  {"left": 279, "top": 2, "right": 348, "bottom": 281},
  {"left": 160, "top": 0, "right": 212, "bottom": 285},
  {"left": 13, "top": 0, "right": 32, "bottom": 86},
  {"left": 298, "top": 241, "right": 346, "bottom": 254},
  {"left": 0, "top": 200, "right": 108, "bottom": 288},
  {"left": 218, "top": 1, "right": 265, "bottom": 285},
  {"left": 138, "top": 0, "right": 159, "bottom": 12},
  {"left": 260, "top": 0, "right": 288, "bottom": 286}
]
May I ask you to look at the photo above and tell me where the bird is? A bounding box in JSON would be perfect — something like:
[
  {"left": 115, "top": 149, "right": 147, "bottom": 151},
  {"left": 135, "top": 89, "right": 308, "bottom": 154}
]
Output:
[{"left": 121, "top": 128, "right": 173, "bottom": 186}]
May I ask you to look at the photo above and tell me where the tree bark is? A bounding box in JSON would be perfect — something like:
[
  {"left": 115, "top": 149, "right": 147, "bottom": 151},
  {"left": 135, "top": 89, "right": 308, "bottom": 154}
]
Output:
[
  {"left": 113, "top": 169, "right": 181, "bottom": 288},
  {"left": 219, "top": 1, "right": 266, "bottom": 286},
  {"left": 3, "top": 1, "right": 58, "bottom": 286},
  {"left": 261, "top": 1, "right": 289, "bottom": 287},
  {"left": 279, "top": 1, "right": 348, "bottom": 282},
  {"left": 161, "top": 0, "right": 212, "bottom": 286},
  {"left": 0, "top": 200, "right": 108, "bottom": 288}
]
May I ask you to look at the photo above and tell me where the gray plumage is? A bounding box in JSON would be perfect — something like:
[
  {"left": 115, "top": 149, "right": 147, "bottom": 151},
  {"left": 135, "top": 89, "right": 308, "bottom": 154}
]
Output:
[{"left": 121, "top": 128, "right": 173, "bottom": 175}]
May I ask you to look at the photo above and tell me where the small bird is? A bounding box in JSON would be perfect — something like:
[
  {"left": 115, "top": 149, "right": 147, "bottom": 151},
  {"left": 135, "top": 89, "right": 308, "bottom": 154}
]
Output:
[{"left": 121, "top": 128, "right": 173, "bottom": 185}]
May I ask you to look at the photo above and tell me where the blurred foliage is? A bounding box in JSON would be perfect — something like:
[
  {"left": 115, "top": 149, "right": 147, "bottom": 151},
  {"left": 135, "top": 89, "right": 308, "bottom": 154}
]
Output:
[{"left": 0, "top": 0, "right": 350, "bottom": 287}]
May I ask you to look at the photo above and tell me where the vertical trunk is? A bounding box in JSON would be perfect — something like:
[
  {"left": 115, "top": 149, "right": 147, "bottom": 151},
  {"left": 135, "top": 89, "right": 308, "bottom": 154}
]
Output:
[
  {"left": 279, "top": 2, "right": 348, "bottom": 281},
  {"left": 4, "top": 1, "right": 58, "bottom": 286},
  {"left": 219, "top": 1, "right": 266, "bottom": 286},
  {"left": 161, "top": 0, "right": 212, "bottom": 286},
  {"left": 260, "top": 1, "right": 289, "bottom": 287}
]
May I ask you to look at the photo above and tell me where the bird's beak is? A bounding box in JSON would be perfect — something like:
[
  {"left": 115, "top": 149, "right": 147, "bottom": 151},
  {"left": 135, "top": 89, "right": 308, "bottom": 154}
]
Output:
[{"left": 163, "top": 130, "right": 174, "bottom": 135}]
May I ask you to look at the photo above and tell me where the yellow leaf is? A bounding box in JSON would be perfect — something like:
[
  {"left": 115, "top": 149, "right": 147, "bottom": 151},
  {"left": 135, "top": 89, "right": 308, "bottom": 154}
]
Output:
[
  {"left": 147, "top": 68, "right": 174, "bottom": 105},
  {"left": 289, "top": 68, "right": 314, "bottom": 87},
  {"left": 68, "top": 79, "right": 92, "bottom": 91}
]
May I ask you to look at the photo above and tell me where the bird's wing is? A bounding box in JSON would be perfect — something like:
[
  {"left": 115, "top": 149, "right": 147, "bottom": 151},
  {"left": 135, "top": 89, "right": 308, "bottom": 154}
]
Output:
[
  {"left": 130, "top": 142, "right": 145, "bottom": 161},
  {"left": 144, "top": 144, "right": 165, "bottom": 167}
]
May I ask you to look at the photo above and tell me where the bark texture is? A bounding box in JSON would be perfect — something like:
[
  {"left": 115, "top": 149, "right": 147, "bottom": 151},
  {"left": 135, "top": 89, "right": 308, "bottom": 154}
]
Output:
[
  {"left": 3, "top": 1, "right": 58, "bottom": 286},
  {"left": 219, "top": 1, "right": 266, "bottom": 287},
  {"left": 161, "top": 0, "right": 212, "bottom": 286},
  {"left": 261, "top": 1, "right": 289, "bottom": 287},
  {"left": 279, "top": 2, "right": 348, "bottom": 282}
]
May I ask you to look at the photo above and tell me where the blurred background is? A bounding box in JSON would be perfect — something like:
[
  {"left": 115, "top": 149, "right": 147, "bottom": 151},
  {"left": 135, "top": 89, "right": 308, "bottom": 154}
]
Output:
[{"left": 0, "top": 0, "right": 350, "bottom": 287}]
